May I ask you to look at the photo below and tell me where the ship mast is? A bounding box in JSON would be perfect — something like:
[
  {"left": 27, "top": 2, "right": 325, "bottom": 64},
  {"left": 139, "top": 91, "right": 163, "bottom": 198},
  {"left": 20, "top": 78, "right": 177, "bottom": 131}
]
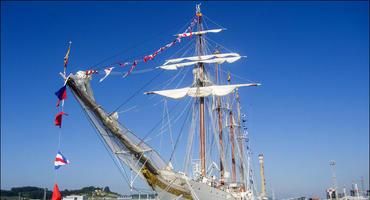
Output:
[
  {"left": 195, "top": 4, "right": 206, "bottom": 177},
  {"left": 143, "top": 3, "right": 261, "bottom": 180},
  {"left": 214, "top": 49, "right": 225, "bottom": 185},
  {"left": 236, "top": 89, "right": 246, "bottom": 190},
  {"left": 228, "top": 73, "right": 237, "bottom": 183}
]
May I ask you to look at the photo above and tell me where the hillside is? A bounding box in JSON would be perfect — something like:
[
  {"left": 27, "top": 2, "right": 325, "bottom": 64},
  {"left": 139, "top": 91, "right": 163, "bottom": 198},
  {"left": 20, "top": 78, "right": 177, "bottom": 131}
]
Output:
[{"left": 1, "top": 186, "right": 121, "bottom": 199}]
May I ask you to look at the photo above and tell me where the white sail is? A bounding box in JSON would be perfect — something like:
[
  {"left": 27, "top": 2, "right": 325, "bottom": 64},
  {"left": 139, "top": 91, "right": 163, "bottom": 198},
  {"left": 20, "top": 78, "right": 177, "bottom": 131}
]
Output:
[
  {"left": 159, "top": 56, "right": 243, "bottom": 70},
  {"left": 145, "top": 83, "right": 260, "bottom": 99},
  {"left": 164, "top": 53, "right": 240, "bottom": 65},
  {"left": 175, "top": 28, "right": 224, "bottom": 38}
]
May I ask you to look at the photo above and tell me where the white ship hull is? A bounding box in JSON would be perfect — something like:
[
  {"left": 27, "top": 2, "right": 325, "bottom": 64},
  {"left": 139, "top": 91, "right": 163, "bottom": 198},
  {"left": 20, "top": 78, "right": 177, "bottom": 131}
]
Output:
[{"left": 154, "top": 180, "right": 236, "bottom": 200}]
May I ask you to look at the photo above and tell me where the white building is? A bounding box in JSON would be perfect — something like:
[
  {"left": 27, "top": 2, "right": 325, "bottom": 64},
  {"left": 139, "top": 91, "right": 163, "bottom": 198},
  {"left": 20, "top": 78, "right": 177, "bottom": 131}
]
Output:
[{"left": 62, "top": 195, "right": 87, "bottom": 200}]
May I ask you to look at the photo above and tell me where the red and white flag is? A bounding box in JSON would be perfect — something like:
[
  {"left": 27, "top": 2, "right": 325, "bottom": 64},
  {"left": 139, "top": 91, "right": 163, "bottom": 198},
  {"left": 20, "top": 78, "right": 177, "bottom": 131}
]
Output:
[{"left": 85, "top": 69, "right": 98, "bottom": 75}]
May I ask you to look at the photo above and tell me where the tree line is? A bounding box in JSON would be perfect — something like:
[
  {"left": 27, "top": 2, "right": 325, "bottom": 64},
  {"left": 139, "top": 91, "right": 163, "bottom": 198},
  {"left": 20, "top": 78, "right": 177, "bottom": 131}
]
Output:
[{"left": 1, "top": 186, "right": 117, "bottom": 199}]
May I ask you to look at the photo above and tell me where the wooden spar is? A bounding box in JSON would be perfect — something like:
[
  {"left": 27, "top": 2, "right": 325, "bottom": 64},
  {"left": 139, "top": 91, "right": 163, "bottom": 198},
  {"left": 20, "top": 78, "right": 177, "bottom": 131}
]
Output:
[
  {"left": 196, "top": 7, "right": 206, "bottom": 177},
  {"left": 200, "top": 93, "right": 206, "bottom": 177},
  {"left": 229, "top": 111, "right": 236, "bottom": 182},
  {"left": 217, "top": 102, "right": 225, "bottom": 184},
  {"left": 214, "top": 49, "right": 225, "bottom": 185},
  {"left": 65, "top": 75, "right": 193, "bottom": 199},
  {"left": 228, "top": 73, "right": 237, "bottom": 183},
  {"left": 236, "top": 90, "right": 246, "bottom": 191}
]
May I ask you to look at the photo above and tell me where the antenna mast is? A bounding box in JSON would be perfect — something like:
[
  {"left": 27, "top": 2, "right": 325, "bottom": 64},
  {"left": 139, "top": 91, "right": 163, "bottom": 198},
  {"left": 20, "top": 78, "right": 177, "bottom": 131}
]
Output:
[{"left": 329, "top": 160, "right": 338, "bottom": 200}]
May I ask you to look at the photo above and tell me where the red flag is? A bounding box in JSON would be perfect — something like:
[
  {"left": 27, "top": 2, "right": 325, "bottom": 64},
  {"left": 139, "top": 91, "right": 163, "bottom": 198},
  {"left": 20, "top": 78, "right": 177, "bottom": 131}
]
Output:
[
  {"left": 51, "top": 183, "right": 62, "bottom": 200},
  {"left": 54, "top": 112, "right": 67, "bottom": 128},
  {"left": 143, "top": 55, "right": 153, "bottom": 62}
]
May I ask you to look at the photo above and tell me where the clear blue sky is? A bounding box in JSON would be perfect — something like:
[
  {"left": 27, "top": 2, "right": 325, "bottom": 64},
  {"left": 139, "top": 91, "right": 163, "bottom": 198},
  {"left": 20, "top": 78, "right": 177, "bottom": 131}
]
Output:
[{"left": 1, "top": 1, "right": 368, "bottom": 199}]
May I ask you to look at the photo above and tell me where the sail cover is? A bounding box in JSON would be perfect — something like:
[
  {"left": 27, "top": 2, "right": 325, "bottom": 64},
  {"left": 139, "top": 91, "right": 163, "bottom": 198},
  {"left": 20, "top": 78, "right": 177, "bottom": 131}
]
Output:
[
  {"left": 145, "top": 83, "right": 260, "bottom": 99},
  {"left": 175, "top": 28, "right": 224, "bottom": 38},
  {"left": 159, "top": 56, "right": 242, "bottom": 70},
  {"left": 164, "top": 53, "right": 241, "bottom": 65}
]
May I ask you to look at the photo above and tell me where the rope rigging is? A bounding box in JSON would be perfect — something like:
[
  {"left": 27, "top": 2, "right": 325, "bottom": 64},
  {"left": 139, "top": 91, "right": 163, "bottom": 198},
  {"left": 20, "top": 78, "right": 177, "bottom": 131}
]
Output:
[
  {"left": 53, "top": 6, "right": 262, "bottom": 197},
  {"left": 110, "top": 70, "right": 163, "bottom": 114},
  {"left": 168, "top": 98, "right": 194, "bottom": 163},
  {"left": 75, "top": 15, "right": 199, "bottom": 82},
  {"left": 83, "top": 14, "right": 198, "bottom": 71}
]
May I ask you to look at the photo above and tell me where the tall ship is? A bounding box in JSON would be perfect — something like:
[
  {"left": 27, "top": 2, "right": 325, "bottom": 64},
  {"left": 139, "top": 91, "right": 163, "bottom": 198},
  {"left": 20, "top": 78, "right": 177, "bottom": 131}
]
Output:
[{"left": 60, "top": 4, "right": 263, "bottom": 200}]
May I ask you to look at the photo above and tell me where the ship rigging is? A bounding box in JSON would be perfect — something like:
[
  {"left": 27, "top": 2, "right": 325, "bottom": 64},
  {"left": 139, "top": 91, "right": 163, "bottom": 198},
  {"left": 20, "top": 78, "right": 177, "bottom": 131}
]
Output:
[{"left": 60, "top": 4, "right": 262, "bottom": 200}]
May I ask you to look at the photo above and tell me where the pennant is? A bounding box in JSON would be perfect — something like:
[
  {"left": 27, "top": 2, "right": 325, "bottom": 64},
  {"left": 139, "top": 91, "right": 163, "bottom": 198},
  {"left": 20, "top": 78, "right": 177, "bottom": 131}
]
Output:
[
  {"left": 85, "top": 69, "right": 98, "bottom": 75},
  {"left": 99, "top": 67, "right": 114, "bottom": 82},
  {"left": 153, "top": 49, "right": 161, "bottom": 57},
  {"left": 54, "top": 112, "right": 67, "bottom": 128},
  {"left": 51, "top": 184, "right": 62, "bottom": 200},
  {"left": 119, "top": 62, "right": 130, "bottom": 67},
  {"left": 54, "top": 151, "right": 70, "bottom": 169},
  {"left": 63, "top": 42, "right": 72, "bottom": 71},
  {"left": 124, "top": 61, "right": 138, "bottom": 77},
  {"left": 143, "top": 55, "right": 153, "bottom": 62},
  {"left": 54, "top": 86, "right": 67, "bottom": 107},
  {"left": 118, "top": 16, "right": 197, "bottom": 78},
  {"left": 165, "top": 42, "right": 174, "bottom": 48}
]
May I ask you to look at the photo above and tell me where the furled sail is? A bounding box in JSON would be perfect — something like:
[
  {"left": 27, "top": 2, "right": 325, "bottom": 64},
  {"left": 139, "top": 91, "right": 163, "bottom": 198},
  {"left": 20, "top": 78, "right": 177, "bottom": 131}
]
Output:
[
  {"left": 145, "top": 83, "right": 260, "bottom": 99},
  {"left": 175, "top": 28, "right": 224, "bottom": 38},
  {"left": 164, "top": 53, "right": 241, "bottom": 65},
  {"left": 159, "top": 56, "right": 243, "bottom": 70}
]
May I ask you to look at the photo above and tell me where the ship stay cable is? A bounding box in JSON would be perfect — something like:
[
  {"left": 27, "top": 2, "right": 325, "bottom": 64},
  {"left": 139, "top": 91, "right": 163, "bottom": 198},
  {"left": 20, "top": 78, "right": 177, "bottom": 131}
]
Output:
[
  {"left": 146, "top": 37, "right": 195, "bottom": 106},
  {"left": 156, "top": 97, "right": 192, "bottom": 138},
  {"left": 149, "top": 68, "right": 187, "bottom": 103},
  {"left": 75, "top": 91, "right": 133, "bottom": 188},
  {"left": 206, "top": 97, "right": 228, "bottom": 176},
  {"left": 137, "top": 100, "right": 182, "bottom": 146},
  {"left": 168, "top": 100, "right": 193, "bottom": 163},
  {"left": 148, "top": 41, "right": 194, "bottom": 101},
  {"left": 131, "top": 32, "right": 199, "bottom": 146},
  {"left": 242, "top": 114, "right": 258, "bottom": 195},
  {"left": 150, "top": 39, "right": 199, "bottom": 158},
  {"left": 205, "top": 36, "right": 237, "bottom": 56},
  {"left": 183, "top": 101, "right": 198, "bottom": 174},
  {"left": 203, "top": 14, "right": 227, "bottom": 30},
  {"left": 218, "top": 67, "right": 259, "bottom": 84},
  {"left": 110, "top": 70, "right": 163, "bottom": 115},
  {"left": 164, "top": 100, "right": 176, "bottom": 163},
  {"left": 159, "top": 101, "right": 166, "bottom": 153},
  {"left": 156, "top": 99, "right": 192, "bottom": 155},
  {"left": 152, "top": 98, "right": 192, "bottom": 142}
]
